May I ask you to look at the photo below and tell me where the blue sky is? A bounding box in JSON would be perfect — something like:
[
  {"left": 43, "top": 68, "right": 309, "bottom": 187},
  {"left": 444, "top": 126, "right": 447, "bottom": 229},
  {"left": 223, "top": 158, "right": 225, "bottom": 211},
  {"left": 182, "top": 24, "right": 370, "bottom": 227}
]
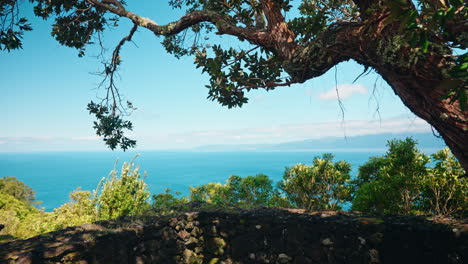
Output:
[{"left": 1, "top": 1, "right": 433, "bottom": 152}]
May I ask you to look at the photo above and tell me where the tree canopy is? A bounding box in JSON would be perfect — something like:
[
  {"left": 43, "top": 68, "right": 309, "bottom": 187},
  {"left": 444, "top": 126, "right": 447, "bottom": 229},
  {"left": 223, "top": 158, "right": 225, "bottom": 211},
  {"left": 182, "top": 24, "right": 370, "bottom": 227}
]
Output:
[{"left": 1, "top": 0, "right": 467, "bottom": 171}]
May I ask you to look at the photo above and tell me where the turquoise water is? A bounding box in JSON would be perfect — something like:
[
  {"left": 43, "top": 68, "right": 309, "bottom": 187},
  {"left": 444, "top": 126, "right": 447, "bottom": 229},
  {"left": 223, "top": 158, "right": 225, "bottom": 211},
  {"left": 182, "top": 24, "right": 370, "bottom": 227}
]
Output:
[{"left": 0, "top": 151, "right": 383, "bottom": 211}]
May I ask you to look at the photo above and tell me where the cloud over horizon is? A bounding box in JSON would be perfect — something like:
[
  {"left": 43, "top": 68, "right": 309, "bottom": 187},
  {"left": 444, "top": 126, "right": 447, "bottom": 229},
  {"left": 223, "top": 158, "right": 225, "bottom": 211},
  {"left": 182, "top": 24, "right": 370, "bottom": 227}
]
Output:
[
  {"left": 319, "top": 84, "right": 368, "bottom": 101},
  {"left": 0, "top": 117, "right": 434, "bottom": 152}
]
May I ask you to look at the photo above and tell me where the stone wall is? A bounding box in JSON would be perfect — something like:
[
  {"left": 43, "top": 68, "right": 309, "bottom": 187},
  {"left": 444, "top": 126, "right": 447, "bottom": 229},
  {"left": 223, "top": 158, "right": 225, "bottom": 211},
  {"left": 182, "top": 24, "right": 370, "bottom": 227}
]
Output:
[{"left": 0, "top": 208, "right": 466, "bottom": 263}]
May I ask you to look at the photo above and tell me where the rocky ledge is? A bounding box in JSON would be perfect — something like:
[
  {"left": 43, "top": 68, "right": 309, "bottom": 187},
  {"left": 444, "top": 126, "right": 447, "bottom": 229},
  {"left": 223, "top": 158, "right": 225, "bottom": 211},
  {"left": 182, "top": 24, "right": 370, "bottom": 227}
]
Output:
[{"left": 0, "top": 207, "right": 466, "bottom": 264}]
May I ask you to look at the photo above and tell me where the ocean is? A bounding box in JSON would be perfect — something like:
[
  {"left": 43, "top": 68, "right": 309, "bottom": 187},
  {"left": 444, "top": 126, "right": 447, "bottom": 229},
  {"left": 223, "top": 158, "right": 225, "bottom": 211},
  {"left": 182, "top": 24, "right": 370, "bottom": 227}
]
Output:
[{"left": 0, "top": 151, "right": 384, "bottom": 211}]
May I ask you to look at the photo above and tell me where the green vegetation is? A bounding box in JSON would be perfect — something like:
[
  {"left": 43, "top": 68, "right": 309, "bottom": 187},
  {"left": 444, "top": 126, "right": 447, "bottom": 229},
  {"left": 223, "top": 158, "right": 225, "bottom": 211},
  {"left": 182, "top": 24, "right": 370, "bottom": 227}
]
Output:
[
  {"left": 189, "top": 174, "right": 288, "bottom": 208},
  {"left": 93, "top": 159, "right": 150, "bottom": 219},
  {"left": 1, "top": 138, "right": 466, "bottom": 242},
  {"left": 279, "top": 154, "right": 352, "bottom": 211},
  {"left": 0, "top": 177, "right": 37, "bottom": 205},
  {"left": 0, "top": 159, "right": 151, "bottom": 241},
  {"left": 352, "top": 139, "right": 467, "bottom": 218}
]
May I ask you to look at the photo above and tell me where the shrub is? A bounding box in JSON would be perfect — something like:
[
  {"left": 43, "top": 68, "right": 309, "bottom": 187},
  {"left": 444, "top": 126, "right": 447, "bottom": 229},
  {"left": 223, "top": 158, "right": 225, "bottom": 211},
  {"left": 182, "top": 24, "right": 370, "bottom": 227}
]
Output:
[
  {"left": 279, "top": 153, "right": 352, "bottom": 211},
  {"left": 93, "top": 158, "right": 151, "bottom": 219}
]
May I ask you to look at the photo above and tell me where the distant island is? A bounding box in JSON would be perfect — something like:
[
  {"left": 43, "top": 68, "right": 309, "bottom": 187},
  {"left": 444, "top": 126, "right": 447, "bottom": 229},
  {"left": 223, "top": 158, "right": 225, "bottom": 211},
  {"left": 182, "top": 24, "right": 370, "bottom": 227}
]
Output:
[{"left": 193, "top": 132, "right": 446, "bottom": 152}]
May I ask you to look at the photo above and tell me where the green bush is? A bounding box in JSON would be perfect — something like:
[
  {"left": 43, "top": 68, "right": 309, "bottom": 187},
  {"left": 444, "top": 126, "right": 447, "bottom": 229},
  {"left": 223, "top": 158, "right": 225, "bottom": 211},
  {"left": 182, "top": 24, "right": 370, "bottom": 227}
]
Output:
[
  {"left": 189, "top": 174, "right": 288, "bottom": 208},
  {"left": 352, "top": 139, "right": 467, "bottom": 218},
  {"left": 152, "top": 188, "right": 189, "bottom": 214},
  {"left": 422, "top": 148, "right": 467, "bottom": 217},
  {"left": 279, "top": 153, "right": 352, "bottom": 211},
  {"left": 0, "top": 192, "right": 40, "bottom": 238},
  {"left": 352, "top": 138, "right": 429, "bottom": 214},
  {"left": 93, "top": 159, "right": 151, "bottom": 219}
]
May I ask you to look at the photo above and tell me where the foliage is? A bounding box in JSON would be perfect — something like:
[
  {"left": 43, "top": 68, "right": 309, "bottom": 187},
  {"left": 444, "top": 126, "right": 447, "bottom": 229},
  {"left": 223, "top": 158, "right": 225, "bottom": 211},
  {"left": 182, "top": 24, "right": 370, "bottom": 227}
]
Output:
[
  {"left": 49, "top": 188, "right": 96, "bottom": 230},
  {"left": 279, "top": 153, "right": 352, "bottom": 211},
  {"left": 0, "top": 177, "right": 37, "bottom": 205},
  {"left": 352, "top": 139, "right": 467, "bottom": 217},
  {"left": 421, "top": 148, "right": 467, "bottom": 217},
  {"left": 0, "top": 0, "right": 32, "bottom": 51},
  {"left": 0, "top": 192, "right": 40, "bottom": 238},
  {"left": 0, "top": 158, "right": 154, "bottom": 240},
  {"left": 189, "top": 174, "right": 288, "bottom": 208},
  {"left": 87, "top": 101, "right": 136, "bottom": 151},
  {"left": 152, "top": 188, "right": 189, "bottom": 214},
  {"left": 93, "top": 159, "right": 151, "bottom": 219},
  {"left": 8, "top": 189, "right": 97, "bottom": 239},
  {"left": 352, "top": 138, "right": 430, "bottom": 214}
]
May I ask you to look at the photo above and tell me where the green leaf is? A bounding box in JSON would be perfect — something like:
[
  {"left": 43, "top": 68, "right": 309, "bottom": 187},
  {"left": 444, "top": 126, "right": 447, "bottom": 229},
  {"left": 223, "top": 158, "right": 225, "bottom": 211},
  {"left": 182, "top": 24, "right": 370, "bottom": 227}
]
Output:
[{"left": 420, "top": 32, "right": 429, "bottom": 53}]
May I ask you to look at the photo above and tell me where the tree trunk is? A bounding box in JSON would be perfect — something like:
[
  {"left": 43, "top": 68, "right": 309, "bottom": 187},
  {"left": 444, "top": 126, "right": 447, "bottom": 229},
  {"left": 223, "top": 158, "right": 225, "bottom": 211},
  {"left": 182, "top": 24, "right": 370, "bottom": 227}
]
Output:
[{"left": 376, "top": 62, "right": 468, "bottom": 174}]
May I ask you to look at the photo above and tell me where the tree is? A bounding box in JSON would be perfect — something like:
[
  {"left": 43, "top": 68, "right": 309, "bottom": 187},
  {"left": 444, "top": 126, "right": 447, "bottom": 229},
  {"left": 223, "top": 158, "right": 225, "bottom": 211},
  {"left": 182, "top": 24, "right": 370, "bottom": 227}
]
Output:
[
  {"left": 279, "top": 153, "right": 352, "bottom": 211},
  {"left": 1, "top": 0, "right": 467, "bottom": 171},
  {"left": 352, "top": 139, "right": 467, "bottom": 217},
  {"left": 189, "top": 174, "right": 286, "bottom": 208},
  {"left": 0, "top": 177, "right": 37, "bottom": 206},
  {"left": 352, "top": 138, "right": 430, "bottom": 214},
  {"left": 152, "top": 188, "right": 189, "bottom": 214}
]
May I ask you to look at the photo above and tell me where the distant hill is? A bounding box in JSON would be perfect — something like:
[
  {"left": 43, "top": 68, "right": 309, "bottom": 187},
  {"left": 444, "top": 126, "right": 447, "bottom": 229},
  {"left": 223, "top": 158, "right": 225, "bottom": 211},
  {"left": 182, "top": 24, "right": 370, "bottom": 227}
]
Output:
[{"left": 193, "top": 132, "right": 446, "bottom": 152}]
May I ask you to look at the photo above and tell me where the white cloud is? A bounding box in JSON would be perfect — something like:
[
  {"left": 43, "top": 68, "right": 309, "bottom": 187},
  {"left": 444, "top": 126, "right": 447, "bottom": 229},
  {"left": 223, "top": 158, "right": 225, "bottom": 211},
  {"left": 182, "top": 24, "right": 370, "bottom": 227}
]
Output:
[
  {"left": 0, "top": 117, "right": 433, "bottom": 151},
  {"left": 318, "top": 84, "right": 368, "bottom": 101},
  {"left": 71, "top": 136, "right": 100, "bottom": 141},
  {"left": 134, "top": 116, "right": 433, "bottom": 149}
]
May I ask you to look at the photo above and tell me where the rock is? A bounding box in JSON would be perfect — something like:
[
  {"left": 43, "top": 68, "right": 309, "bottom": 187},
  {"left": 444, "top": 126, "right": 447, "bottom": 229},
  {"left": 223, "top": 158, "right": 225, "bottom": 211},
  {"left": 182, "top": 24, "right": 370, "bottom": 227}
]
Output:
[
  {"left": 183, "top": 249, "right": 193, "bottom": 260},
  {"left": 207, "top": 237, "right": 226, "bottom": 255},
  {"left": 358, "top": 236, "right": 366, "bottom": 245},
  {"left": 278, "top": 253, "right": 292, "bottom": 263},
  {"left": 178, "top": 230, "right": 190, "bottom": 240},
  {"left": 191, "top": 226, "right": 202, "bottom": 237},
  {"left": 321, "top": 238, "right": 334, "bottom": 246},
  {"left": 368, "top": 232, "right": 383, "bottom": 246},
  {"left": 184, "top": 236, "right": 199, "bottom": 246},
  {"left": 369, "top": 249, "right": 379, "bottom": 263}
]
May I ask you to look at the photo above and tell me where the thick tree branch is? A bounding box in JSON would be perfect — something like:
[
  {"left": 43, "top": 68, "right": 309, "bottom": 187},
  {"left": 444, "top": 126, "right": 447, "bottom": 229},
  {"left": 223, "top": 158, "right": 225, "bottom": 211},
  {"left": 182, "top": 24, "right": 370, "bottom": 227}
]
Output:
[
  {"left": 85, "top": 0, "right": 300, "bottom": 59},
  {"left": 258, "top": 0, "right": 297, "bottom": 59},
  {"left": 85, "top": 0, "right": 279, "bottom": 51}
]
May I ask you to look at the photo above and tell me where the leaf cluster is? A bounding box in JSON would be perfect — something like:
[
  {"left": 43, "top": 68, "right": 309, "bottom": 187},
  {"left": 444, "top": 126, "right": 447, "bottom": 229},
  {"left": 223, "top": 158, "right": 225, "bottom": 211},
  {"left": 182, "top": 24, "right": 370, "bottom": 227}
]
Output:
[
  {"left": 195, "top": 45, "right": 283, "bottom": 108},
  {"left": 32, "top": 0, "right": 116, "bottom": 56},
  {"left": 288, "top": 0, "right": 358, "bottom": 44},
  {"left": 0, "top": 0, "right": 32, "bottom": 51},
  {"left": 87, "top": 101, "right": 136, "bottom": 151}
]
